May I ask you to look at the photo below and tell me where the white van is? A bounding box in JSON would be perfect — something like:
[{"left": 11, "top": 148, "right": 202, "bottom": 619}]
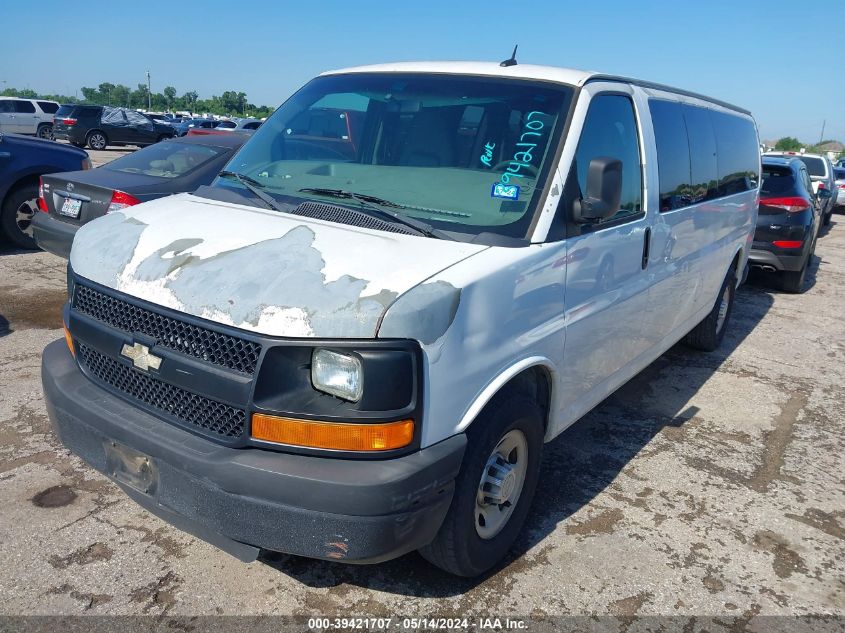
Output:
[{"left": 43, "top": 62, "right": 760, "bottom": 576}]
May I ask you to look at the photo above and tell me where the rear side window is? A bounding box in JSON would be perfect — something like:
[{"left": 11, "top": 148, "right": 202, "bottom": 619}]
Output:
[
  {"left": 711, "top": 111, "right": 759, "bottom": 195},
  {"left": 37, "top": 101, "right": 59, "bottom": 114},
  {"left": 574, "top": 94, "right": 643, "bottom": 220},
  {"left": 0, "top": 100, "right": 12, "bottom": 113},
  {"left": 13, "top": 100, "right": 36, "bottom": 113},
  {"left": 834, "top": 168, "right": 845, "bottom": 180},
  {"left": 798, "top": 156, "right": 826, "bottom": 178},
  {"left": 55, "top": 105, "right": 74, "bottom": 117},
  {"left": 649, "top": 100, "right": 690, "bottom": 212},
  {"left": 104, "top": 140, "right": 223, "bottom": 178},
  {"left": 760, "top": 166, "right": 796, "bottom": 196}
]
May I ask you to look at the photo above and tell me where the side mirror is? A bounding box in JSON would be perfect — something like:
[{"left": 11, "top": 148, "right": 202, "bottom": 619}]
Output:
[
  {"left": 818, "top": 188, "right": 832, "bottom": 199},
  {"left": 574, "top": 157, "right": 623, "bottom": 223}
]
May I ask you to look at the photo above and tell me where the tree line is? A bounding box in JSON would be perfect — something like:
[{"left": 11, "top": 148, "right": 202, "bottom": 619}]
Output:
[
  {"left": 1, "top": 83, "right": 276, "bottom": 118},
  {"left": 773, "top": 136, "right": 842, "bottom": 155}
]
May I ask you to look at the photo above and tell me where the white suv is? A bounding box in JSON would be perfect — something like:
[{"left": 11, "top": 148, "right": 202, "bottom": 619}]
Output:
[{"left": 0, "top": 97, "right": 61, "bottom": 139}]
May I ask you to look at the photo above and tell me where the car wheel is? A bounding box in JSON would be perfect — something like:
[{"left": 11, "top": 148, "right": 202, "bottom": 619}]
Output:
[
  {"left": 86, "top": 131, "right": 108, "bottom": 150},
  {"left": 156, "top": 134, "right": 172, "bottom": 143},
  {"left": 0, "top": 183, "right": 40, "bottom": 249},
  {"left": 684, "top": 264, "right": 736, "bottom": 352},
  {"left": 781, "top": 253, "right": 810, "bottom": 294},
  {"left": 37, "top": 123, "right": 53, "bottom": 140},
  {"left": 419, "top": 392, "right": 543, "bottom": 577},
  {"left": 823, "top": 210, "right": 832, "bottom": 226}
]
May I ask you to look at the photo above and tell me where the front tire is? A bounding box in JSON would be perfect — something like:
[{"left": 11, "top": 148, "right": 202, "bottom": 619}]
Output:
[
  {"left": 1, "top": 184, "right": 40, "bottom": 249},
  {"left": 419, "top": 393, "right": 543, "bottom": 577},
  {"left": 86, "top": 131, "right": 107, "bottom": 150},
  {"left": 684, "top": 264, "right": 736, "bottom": 352}
]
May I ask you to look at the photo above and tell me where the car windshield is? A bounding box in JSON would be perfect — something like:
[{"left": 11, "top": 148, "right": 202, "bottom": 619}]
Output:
[
  {"left": 218, "top": 73, "right": 574, "bottom": 239},
  {"left": 104, "top": 141, "right": 223, "bottom": 178},
  {"left": 798, "top": 156, "right": 826, "bottom": 177}
]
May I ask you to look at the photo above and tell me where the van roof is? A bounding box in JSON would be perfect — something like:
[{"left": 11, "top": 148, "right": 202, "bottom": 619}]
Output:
[{"left": 321, "top": 61, "right": 750, "bottom": 115}]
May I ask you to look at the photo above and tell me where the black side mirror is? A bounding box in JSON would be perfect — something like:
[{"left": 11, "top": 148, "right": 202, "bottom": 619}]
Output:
[
  {"left": 818, "top": 188, "right": 832, "bottom": 199},
  {"left": 574, "top": 157, "right": 623, "bottom": 223}
]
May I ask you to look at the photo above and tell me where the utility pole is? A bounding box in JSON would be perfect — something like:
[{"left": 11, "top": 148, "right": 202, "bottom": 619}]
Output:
[
  {"left": 146, "top": 70, "right": 151, "bottom": 110},
  {"left": 819, "top": 120, "right": 826, "bottom": 145}
]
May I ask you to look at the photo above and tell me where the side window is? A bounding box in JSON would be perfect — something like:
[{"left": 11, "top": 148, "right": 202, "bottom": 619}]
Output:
[
  {"left": 711, "top": 111, "right": 759, "bottom": 196},
  {"left": 102, "top": 107, "right": 126, "bottom": 125},
  {"left": 125, "top": 110, "right": 154, "bottom": 130},
  {"left": 801, "top": 167, "right": 812, "bottom": 194},
  {"left": 574, "top": 94, "right": 643, "bottom": 220},
  {"left": 0, "top": 100, "right": 13, "bottom": 113},
  {"left": 649, "top": 100, "right": 691, "bottom": 211},
  {"left": 13, "top": 100, "right": 36, "bottom": 113},
  {"left": 682, "top": 106, "right": 719, "bottom": 203},
  {"left": 37, "top": 101, "right": 59, "bottom": 114}
]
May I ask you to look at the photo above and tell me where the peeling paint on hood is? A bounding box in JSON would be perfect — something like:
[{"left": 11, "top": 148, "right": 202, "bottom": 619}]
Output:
[{"left": 69, "top": 194, "right": 487, "bottom": 338}]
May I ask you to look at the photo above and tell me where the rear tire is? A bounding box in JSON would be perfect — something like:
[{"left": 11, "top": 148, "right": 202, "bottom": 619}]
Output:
[
  {"left": 1, "top": 184, "right": 40, "bottom": 249},
  {"left": 37, "top": 123, "right": 53, "bottom": 140},
  {"left": 823, "top": 210, "right": 831, "bottom": 227},
  {"left": 781, "top": 257, "right": 809, "bottom": 294},
  {"left": 419, "top": 392, "right": 543, "bottom": 577},
  {"left": 86, "top": 131, "right": 107, "bottom": 150},
  {"left": 684, "top": 265, "right": 736, "bottom": 352}
]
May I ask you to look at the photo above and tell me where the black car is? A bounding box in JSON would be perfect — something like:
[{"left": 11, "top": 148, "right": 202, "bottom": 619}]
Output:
[
  {"left": 0, "top": 133, "right": 90, "bottom": 248},
  {"left": 32, "top": 133, "right": 247, "bottom": 258},
  {"left": 748, "top": 156, "right": 823, "bottom": 293},
  {"left": 52, "top": 105, "right": 175, "bottom": 150}
]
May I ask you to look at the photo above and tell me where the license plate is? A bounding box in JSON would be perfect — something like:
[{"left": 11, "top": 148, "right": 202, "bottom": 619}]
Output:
[
  {"left": 104, "top": 441, "right": 158, "bottom": 495},
  {"left": 59, "top": 197, "right": 81, "bottom": 218}
]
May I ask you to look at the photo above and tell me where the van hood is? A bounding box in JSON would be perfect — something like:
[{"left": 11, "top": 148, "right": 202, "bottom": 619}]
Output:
[{"left": 69, "top": 194, "right": 487, "bottom": 338}]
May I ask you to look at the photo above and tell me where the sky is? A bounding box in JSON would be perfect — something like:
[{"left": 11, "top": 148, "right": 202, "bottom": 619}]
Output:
[{"left": 0, "top": 0, "right": 840, "bottom": 143}]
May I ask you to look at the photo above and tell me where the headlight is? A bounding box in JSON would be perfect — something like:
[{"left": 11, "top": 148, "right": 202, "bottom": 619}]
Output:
[{"left": 311, "top": 349, "right": 363, "bottom": 402}]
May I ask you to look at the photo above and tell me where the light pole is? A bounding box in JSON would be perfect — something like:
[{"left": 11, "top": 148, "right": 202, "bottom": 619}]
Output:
[{"left": 146, "top": 70, "right": 151, "bottom": 110}]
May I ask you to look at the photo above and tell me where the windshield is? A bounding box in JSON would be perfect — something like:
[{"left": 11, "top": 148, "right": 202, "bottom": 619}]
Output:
[
  {"left": 104, "top": 140, "right": 223, "bottom": 178},
  {"left": 218, "top": 73, "right": 574, "bottom": 239}
]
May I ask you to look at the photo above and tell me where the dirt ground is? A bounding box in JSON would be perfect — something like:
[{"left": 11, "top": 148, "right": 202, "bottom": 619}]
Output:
[{"left": 0, "top": 177, "right": 842, "bottom": 622}]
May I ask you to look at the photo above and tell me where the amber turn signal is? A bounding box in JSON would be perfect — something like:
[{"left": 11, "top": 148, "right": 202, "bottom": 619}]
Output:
[
  {"left": 251, "top": 414, "right": 414, "bottom": 451},
  {"left": 63, "top": 323, "right": 75, "bottom": 357}
]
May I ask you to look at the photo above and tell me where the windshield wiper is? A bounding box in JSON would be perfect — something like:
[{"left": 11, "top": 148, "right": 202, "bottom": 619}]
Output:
[
  {"left": 218, "top": 170, "right": 284, "bottom": 213},
  {"left": 298, "top": 187, "right": 445, "bottom": 239}
]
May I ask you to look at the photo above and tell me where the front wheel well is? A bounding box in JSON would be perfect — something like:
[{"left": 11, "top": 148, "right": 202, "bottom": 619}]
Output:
[
  {"left": 474, "top": 365, "right": 552, "bottom": 434},
  {"left": 3, "top": 174, "right": 39, "bottom": 204}
]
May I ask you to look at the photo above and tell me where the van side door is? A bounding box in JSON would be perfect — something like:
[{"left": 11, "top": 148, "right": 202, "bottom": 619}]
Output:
[{"left": 557, "top": 84, "right": 654, "bottom": 421}]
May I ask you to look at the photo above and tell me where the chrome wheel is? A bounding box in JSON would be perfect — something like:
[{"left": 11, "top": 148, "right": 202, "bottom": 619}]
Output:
[
  {"left": 15, "top": 198, "right": 37, "bottom": 238},
  {"left": 475, "top": 429, "right": 528, "bottom": 540},
  {"left": 88, "top": 132, "right": 106, "bottom": 150},
  {"left": 715, "top": 284, "right": 731, "bottom": 333}
]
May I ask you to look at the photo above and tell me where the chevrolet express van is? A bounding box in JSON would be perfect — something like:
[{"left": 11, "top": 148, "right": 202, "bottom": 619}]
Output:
[{"left": 42, "top": 62, "right": 760, "bottom": 577}]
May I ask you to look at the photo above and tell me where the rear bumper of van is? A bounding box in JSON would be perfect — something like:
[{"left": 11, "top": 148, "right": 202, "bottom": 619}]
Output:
[{"left": 42, "top": 340, "right": 465, "bottom": 564}]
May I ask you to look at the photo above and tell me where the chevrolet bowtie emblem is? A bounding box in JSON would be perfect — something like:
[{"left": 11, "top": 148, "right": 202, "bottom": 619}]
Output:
[{"left": 120, "top": 343, "right": 162, "bottom": 371}]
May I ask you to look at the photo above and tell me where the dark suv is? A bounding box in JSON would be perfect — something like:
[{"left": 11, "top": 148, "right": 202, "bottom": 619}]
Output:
[
  {"left": 52, "top": 105, "right": 175, "bottom": 150},
  {"left": 749, "top": 156, "right": 822, "bottom": 293}
]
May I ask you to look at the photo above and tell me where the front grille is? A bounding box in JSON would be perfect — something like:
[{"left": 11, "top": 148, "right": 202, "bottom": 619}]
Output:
[
  {"left": 73, "top": 284, "right": 261, "bottom": 375},
  {"left": 77, "top": 343, "right": 245, "bottom": 439}
]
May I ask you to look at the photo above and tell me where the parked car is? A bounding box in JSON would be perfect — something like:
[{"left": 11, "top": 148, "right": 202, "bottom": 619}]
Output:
[
  {"left": 765, "top": 151, "right": 836, "bottom": 226},
  {"left": 0, "top": 133, "right": 90, "bottom": 248},
  {"left": 45, "top": 62, "right": 760, "bottom": 577},
  {"left": 172, "top": 118, "right": 218, "bottom": 137},
  {"left": 212, "top": 118, "right": 263, "bottom": 132},
  {"left": 33, "top": 133, "right": 247, "bottom": 258},
  {"left": 0, "top": 97, "right": 60, "bottom": 140},
  {"left": 748, "top": 156, "right": 822, "bottom": 292},
  {"left": 52, "top": 105, "right": 175, "bottom": 150},
  {"left": 834, "top": 167, "right": 845, "bottom": 210}
]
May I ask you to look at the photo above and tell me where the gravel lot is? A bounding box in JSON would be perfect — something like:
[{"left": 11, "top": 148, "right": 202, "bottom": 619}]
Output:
[{"left": 0, "top": 163, "right": 842, "bottom": 620}]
